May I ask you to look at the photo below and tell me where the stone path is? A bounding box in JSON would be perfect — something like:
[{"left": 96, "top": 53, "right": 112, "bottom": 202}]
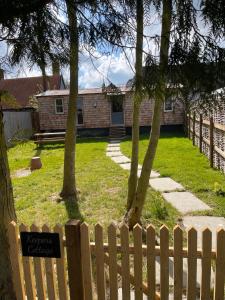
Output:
[
  {"left": 107, "top": 140, "right": 225, "bottom": 298},
  {"left": 107, "top": 140, "right": 211, "bottom": 215}
]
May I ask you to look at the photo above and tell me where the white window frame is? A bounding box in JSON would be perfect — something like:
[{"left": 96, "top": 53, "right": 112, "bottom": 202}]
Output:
[
  {"left": 55, "top": 98, "right": 64, "bottom": 114},
  {"left": 164, "top": 97, "right": 173, "bottom": 112}
]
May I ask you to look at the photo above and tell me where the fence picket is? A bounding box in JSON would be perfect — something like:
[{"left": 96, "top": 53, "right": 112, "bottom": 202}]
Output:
[
  {"left": 199, "top": 114, "right": 203, "bottom": 153},
  {"left": 173, "top": 225, "right": 183, "bottom": 300},
  {"left": 42, "top": 224, "right": 57, "bottom": 300},
  {"left": 160, "top": 225, "right": 169, "bottom": 300},
  {"left": 8, "top": 221, "right": 26, "bottom": 300},
  {"left": 31, "top": 224, "right": 46, "bottom": 300},
  {"left": 108, "top": 223, "right": 118, "bottom": 300},
  {"left": 187, "top": 227, "right": 197, "bottom": 300},
  {"left": 19, "top": 224, "right": 36, "bottom": 300},
  {"left": 120, "top": 224, "right": 130, "bottom": 300},
  {"left": 95, "top": 223, "right": 106, "bottom": 300},
  {"left": 133, "top": 224, "right": 143, "bottom": 300},
  {"left": 54, "top": 224, "right": 68, "bottom": 300},
  {"left": 201, "top": 228, "right": 212, "bottom": 300},
  {"left": 214, "top": 228, "right": 225, "bottom": 300},
  {"left": 146, "top": 225, "right": 156, "bottom": 300},
  {"left": 80, "top": 222, "right": 93, "bottom": 300}
]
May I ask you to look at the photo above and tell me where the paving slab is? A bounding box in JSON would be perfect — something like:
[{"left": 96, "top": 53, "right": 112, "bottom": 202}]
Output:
[
  {"left": 109, "top": 140, "right": 121, "bottom": 144},
  {"left": 162, "top": 192, "right": 211, "bottom": 214},
  {"left": 149, "top": 177, "right": 184, "bottom": 192},
  {"left": 137, "top": 169, "right": 160, "bottom": 178},
  {"left": 107, "top": 146, "right": 120, "bottom": 152},
  {"left": 111, "top": 156, "right": 131, "bottom": 164},
  {"left": 182, "top": 216, "right": 225, "bottom": 249},
  {"left": 107, "top": 143, "right": 120, "bottom": 147},
  {"left": 106, "top": 151, "right": 123, "bottom": 157},
  {"left": 117, "top": 163, "right": 142, "bottom": 170}
]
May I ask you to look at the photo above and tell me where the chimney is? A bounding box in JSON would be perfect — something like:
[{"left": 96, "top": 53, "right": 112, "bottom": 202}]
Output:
[
  {"left": 52, "top": 60, "right": 60, "bottom": 76},
  {"left": 0, "top": 68, "right": 4, "bottom": 80}
]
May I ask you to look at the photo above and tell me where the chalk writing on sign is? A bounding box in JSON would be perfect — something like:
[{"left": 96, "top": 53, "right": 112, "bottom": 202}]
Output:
[{"left": 20, "top": 232, "right": 61, "bottom": 258}]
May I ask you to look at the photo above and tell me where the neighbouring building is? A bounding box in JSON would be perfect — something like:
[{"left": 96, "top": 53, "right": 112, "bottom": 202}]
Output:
[
  {"left": 0, "top": 69, "right": 66, "bottom": 143},
  {"left": 36, "top": 85, "right": 184, "bottom": 137}
]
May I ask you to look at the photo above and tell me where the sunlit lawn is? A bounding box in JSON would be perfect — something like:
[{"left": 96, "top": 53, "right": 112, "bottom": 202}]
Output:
[
  {"left": 121, "top": 130, "right": 225, "bottom": 217},
  {"left": 9, "top": 138, "right": 178, "bottom": 230}
]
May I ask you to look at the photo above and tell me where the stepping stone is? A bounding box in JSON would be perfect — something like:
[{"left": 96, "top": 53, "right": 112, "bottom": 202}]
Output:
[
  {"left": 162, "top": 192, "right": 211, "bottom": 214},
  {"left": 137, "top": 169, "right": 160, "bottom": 178},
  {"left": 107, "top": 146, "right": 120, "bottom": 152},
  {"left": 119, "top": 162, "right": 132, "bottom": 170},
  {"left": 107, "top": 143, "right": 120, "bottom": 147},
  {"left": 150, "top": 178, "right": 184, "bottom": 192},
  {"left": 182, "top": 216, "right": 225, "bottom": 249},
  {"left": 111, "top": 156, "right": 131, "bottom": 164},
  {"left": 106, "top": 151, "right": 123, "bottom": 157},
  {"left": 109, "top": 140, "right": 121, "bottom": 144},
  {"left": 119, "top": 163, "right": 142, "bottom": 170}
]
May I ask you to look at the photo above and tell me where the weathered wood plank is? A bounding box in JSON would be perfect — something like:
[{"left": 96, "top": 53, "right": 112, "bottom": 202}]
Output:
[
  {"left": 120, "top": 224, "right": 130, "bottom": 300},
  {"left": 19, "top": 224, "right": 36, "bottom": 300},
  {"left": 146, "top": 225, "right": 156, "bottom": 300},
  {"left": 31, "top": 224, "right": 46, "bottom": 300},
  {"left": 133, "top": 224, "right": 143, "bottom": 300},
  {"left": 187, "top": 227, "right": 197, "bottom": 300},
  {"left": 200, "top": 228, "right": 212, "bottom": 300},
  {"left": 42, "top": 224, "right": 57, "bottom": 300},
  {"left": 108, "top": 223, "right": 118, "bottom": 300},
  {"left": 160, "top": 225, "right": 169, "bottom": 300},
  {"left": 173, "top": 225, "right": 183, "bottom": 300},
  {"left": 8, "top": 222, "right": 26, "bottom": 300},
  {"left": 95, "top": 223, "right": 106, "bottom": 300},
  {"left": 54, "top": 224, "right": 68, "bottom": 300},
  {"left": 80, "top": 223, "right": 93, "bottom": 300}
]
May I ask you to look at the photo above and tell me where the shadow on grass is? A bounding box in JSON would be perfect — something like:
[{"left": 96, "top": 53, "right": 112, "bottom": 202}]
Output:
[{"left": 63, "top": 195, "right": 84, "bottom": 223}]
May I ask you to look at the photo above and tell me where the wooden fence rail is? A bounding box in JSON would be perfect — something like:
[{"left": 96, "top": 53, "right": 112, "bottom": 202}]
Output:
[
  {"left": 187, "top": 114, "right": 225, "bottom": 170},
  {"left": 8, "top": 220, "right": 225, "bottom": 300}
]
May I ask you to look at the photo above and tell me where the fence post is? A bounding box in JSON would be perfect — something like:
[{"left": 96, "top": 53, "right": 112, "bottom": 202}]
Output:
[
  {"left": 192, "top": 112, "right": 196, "bottom": 146},
  {"left": 209, "top": 117, "right": 214, "bottom": 168},
  {"left": 65, "top": 220, "right": 84, "bottom": 300},
  {"left": 199, "top": 114, "right": 203, "bottom": 153}
]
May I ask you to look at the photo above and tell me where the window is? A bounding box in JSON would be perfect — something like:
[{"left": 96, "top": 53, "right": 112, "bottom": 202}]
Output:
[
  {"left": 164, "top": 97, "right": 173, "bottom": 112},
  {"left": 55, "top": 98, "right": 64, "bottom": 114},
  {"left": 77, "top": 98, "right": 83, "bottom": 125}
]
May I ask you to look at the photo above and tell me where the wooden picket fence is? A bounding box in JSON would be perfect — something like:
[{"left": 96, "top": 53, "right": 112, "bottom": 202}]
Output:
[
  {"left": 187, "top": 113, "right": 225, "bottom": 170},
  {"left": 8, "top": 220, "right": 225, "bottom": 300}
]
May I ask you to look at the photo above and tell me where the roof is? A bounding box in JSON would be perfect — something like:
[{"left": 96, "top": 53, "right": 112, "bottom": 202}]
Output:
[
  {"left": 36, "top": 85, "right": 131, "bottom": 97},
  {"left": 0, "top": 74, "right": 64, "bottom": 108}
]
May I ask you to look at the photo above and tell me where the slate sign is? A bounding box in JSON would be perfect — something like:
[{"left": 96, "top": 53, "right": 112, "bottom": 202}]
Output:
[{"left": 20, "top": 232, "right": 61, "bottom": 258}]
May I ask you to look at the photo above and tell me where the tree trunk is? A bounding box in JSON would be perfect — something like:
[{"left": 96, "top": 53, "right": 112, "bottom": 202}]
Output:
[
  {"left": 126, "top": 0, "right": 172, "bottom": 228},
  {"left": 40, "top": 63, "right": 48, "bottom": 92},
  {"left": 60, "top": 0, "right": 78, "bottom": 200},
  {"left": 0, "top": 106, "right": 17, "bottom": 299},
  {"left": 126, "top": 0, "right": 143, "bottom": 210}
]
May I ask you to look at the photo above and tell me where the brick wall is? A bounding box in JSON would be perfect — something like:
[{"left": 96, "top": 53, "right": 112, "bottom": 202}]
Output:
[
  {"left": 124, "top": 94, "right": 184, "bottom": 127},
  {"left": 38, "top": 92, "right": 184, "bottom": 131}
]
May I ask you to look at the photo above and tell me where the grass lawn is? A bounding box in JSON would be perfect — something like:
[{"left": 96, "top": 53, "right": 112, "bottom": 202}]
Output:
[
  {"left": 121, "top": 130, "right": 225, "bottom": 217},
  {"left": 8, "top": 138, "right": 178, "bottom": 231}
]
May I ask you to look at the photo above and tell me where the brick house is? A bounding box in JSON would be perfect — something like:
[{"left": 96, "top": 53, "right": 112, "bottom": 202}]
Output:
[{"left": 36, "top": 85, "right": 184, "bottom": 137}]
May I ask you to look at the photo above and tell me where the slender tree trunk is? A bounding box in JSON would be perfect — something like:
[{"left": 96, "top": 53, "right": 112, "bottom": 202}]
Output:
[
  {"left": 60, "top": 0, "right": 78, "bottom": 200},
  {"left": 126, "top": 0, "right": 172, "bottom": 228},
  {"left": 40, "top": 63, "right": 48, "bottom": 92},
  {"left": 126, "top": 0, "right": 143, "bottom": 210},
  {"left": 0, "top": 104, "right": 17, "bottom": 299}
]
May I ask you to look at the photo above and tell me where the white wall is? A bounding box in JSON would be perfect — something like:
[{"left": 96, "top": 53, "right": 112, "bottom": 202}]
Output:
[{"left": 3, "top": 111, "right": 33, "bottom": 144}]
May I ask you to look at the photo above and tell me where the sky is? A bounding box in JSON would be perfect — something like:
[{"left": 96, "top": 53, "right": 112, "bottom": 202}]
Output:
[
  {"left": 0, "top": 3, "right": 161, "bottom": 89},
  {"left": 0, "top": 1, "right": 217, "bottom": 89}
]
